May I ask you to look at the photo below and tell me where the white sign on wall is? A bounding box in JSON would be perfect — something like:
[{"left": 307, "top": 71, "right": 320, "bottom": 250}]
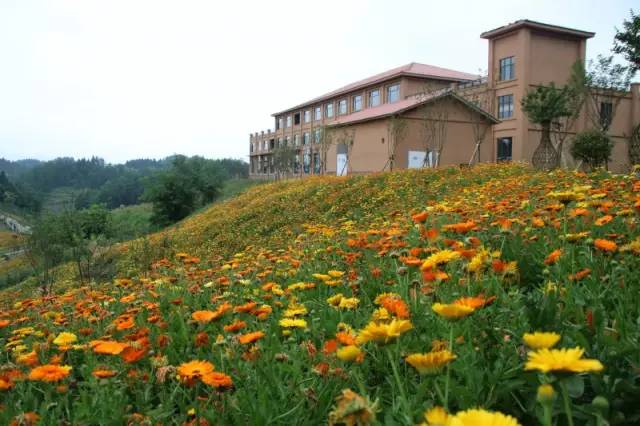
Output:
[
  {"left": 337, "top": 153, "right": 348, "bottom": 176},
  {"left": 408, "top": 151, "right": 426, "bottom": 169}
]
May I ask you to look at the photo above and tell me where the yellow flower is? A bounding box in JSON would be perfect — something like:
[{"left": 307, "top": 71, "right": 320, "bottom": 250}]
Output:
[
  {"left": 28, "top": 364, "right": 72, "bottom": 382},
  {"left": 421, "top": 406, "right": 449, "bottom": 426},
  {"left": 536, "top": 384, "right": 555, "bottom": 404},
  {"left": 522, "top": 332, "right": 561, "bottom": 349},
  {"left": 421, "top": 250, "right": 461, "bottom": 270},
  {"left": 406, "top": 350, "right": 456, "bottom": 375},
  {"left": 278, "top": 318, "right": 308, "bottom": 329},
  {"left": 432, "top": 303, "right": 475, "bottom": 320},
  {"left": 336, "top": 345, "right": 363, "bottom": 362},
  {"left": 327, "top": 293, "right": 344, "bottom": 306},
  {"left": 446, "top": 408, "right": 521, "bottom": 426},
  {"left": 338, "top": 297, "right": 360, "bottom": 310},
  {"left": 525, "top": 347, "right": 604, "bottom": 374},
  {"left": 356, "top": 319, "right": 413, "bottom": 345},
  {"left": 374, "top": 292, "right": 400, "bottom": 305},
  {"left": 371, "top": 307, "right": 391, "bottom": 321},
  {"left": 328, "top": 270, "right": 344, "bottom": 278},
  {"left": 312, "top": 273, "right": 332, "bottom": 282},
  {"left": 53, "top": 332, "right": 78, "bottom": 347}
]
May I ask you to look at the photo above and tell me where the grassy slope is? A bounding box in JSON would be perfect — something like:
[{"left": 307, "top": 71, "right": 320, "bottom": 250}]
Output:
[{"left": 2, "top": 164, "right": 640, "bottom": 424}]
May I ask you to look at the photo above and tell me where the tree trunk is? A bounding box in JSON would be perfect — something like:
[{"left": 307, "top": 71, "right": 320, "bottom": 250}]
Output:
[{"left": 532, "top": 122, "right": 560, "bottom": 171}]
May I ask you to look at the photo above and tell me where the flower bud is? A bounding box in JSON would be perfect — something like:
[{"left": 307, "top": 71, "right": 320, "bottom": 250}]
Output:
[
  {"left": 592, "top": 395, "right": 609, "bottom": 414},
  {"left": 537, "top": 384, "right": 555, "bottom": 405}
]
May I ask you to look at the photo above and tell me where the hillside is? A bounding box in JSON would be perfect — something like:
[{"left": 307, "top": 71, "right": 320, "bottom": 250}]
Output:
[{"left": 1, "top": 163, "right": 640, "bottom": 425}]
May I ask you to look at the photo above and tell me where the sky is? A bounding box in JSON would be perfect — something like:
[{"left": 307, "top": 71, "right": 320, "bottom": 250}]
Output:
[{"left": 0, "top": 0, "right": 637, "bottom": 164}]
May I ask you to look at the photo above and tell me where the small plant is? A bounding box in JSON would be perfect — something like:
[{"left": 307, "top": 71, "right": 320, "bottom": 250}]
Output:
[{"left": 570, "top": 130, "right": 613, "bottom": 169}]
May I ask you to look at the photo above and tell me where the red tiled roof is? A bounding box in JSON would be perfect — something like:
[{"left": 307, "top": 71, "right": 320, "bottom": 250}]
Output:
[
  {"left": 481, "top": 19, "right": 594, "bottom": 40},
  {"left": 272, "top": 62, "right": 479, "bottom": 116},
  {"left": 326, "top": 88, "right": 498, "bottom": 127}
]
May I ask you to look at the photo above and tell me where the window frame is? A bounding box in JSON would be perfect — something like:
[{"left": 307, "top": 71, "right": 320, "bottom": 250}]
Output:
[
  {"left": 304, "top": 110, "right": 311, "bottom": 123},
  {"left": 386, "top": 83, "right": 400, "bottom": 103},
  {"left": 338, "top": 99, "right": 347, "bottom": 115},
  {"left": 286, "top": 115, "right": 292, "bottom": 128},
  {"left": 314, "top": 106, "right": 322, "bottom": 121},
  {"left": 325, "top": 102, "right": 334, "bottom": 118},
  {"left": 352, "top": 95, "right": 362, "bottom": 112},
  {"left": 499, "top": 56, "right": 515, "bottom": 81},
  {"left": 497, "top": 94, "right": 514, "bottom": 119},
  {"left": 368, "top": 89, "right": 381, "bottom": 107},
  {"left": 497, "top": 137, "right": 513, "bottom": 162}
]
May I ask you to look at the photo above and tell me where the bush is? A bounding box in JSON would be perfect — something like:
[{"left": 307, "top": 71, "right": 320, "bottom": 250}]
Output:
[{"left": 570, "top": 130, "right": 613, "bottom": 169}]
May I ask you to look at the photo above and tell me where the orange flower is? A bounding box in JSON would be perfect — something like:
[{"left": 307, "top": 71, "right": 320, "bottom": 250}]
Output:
[
  {"left": 594, "top": 238, "right": 617, "bottom": 252},
  {"left": 238, "top": 331, "right": 265, "bottom": 345},
  {"left": 0, "top": 319, "right": 10, "bottom": 328},
  {"left": 201, "top": 371, "right": 233, "bottom": 388},
  {"left": 336, "top": 332, "right": 357, "bottom": 346},
  {"left": 380, "top": 296, "right": 410, "bottom": 319},
  {"left": 177, "top": 360, "right": 214, "bottom": 381},
  {"left": 412, "top": 211, "right": 428, "bottom": 223},
  {"left": 233, "top": 301, "right": 257, "bottom": 313},
  {"left": 223, "top": 320, "right": 247, "bottom": 333},
  {"left": 121, "top": 346, "right": 147, "bottom": 363},
  {"left": 91, "top": 340, "right": 129, "bottom": 355},
  {"left": 114, "top": 315, "right": 135, "bottom": 331},
  {"left": 544, "top": 249, "right": 562, "bottom": 265},
  {"left": 28, "top": 364, "right": 72, "bottom": 382},
  {"left": 323, "top": 339, "right": 339, "bottom": 354},
  {"left": 569, "top": 268, "right": 592, "bottom": 281},
  {"left": 92, "top": 369, "right": 117, "bottom": 378},
  {"left": 594, "top": 215, "right": 613, "bottom": 226},
  {"left": 191, "top": 310, "right": 219, "bottom": 323},
  {"left": 17, "top": 351, "right": 39, "bottom": 367},
  {"left": 442, "top": 220, "right": 476, "bottom": 233},
  {"left": 454, "top": 295, "right": 496, "bottom": 309}
]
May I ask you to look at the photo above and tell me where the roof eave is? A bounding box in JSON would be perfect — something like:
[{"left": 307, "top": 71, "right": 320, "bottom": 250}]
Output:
[{"left": 481, "top": 20, "right": 594, "bottom": 40}]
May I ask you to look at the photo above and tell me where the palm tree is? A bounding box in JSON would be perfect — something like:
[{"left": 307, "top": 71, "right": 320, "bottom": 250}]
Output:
[{"left": 521, "top": 83, "right": 572, "bottom": 170}]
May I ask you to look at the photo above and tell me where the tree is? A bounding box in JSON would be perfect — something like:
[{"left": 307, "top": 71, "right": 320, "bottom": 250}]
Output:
[
  {"left": 25, "top": 214, "right": 67, "bottom": 294},
  {"left": 272, "top": 143, "right": 297, "bottom": 179},
  {"left": 417, "top": 91, "right": 450, "bottom": 168},
  {"left": 614, "top": 9, "right": 640, "bottom": 74},
  {"left": 316, "top": 125, "right": 335, "bottom": 175},
  {"left": 143, "top": 156, "right": 224, "bottom": 227},
  {"left": 571, "top": 130, "right": 613, "bottom": 170},
  {"left": 521, "top": 83, "right": 573, "bottom": 170},
  {"left": 584, "top": 55, "right": 633, "bottom": 132},
  {"left": 456, "top": 74, "right": 495, "bottom": 165},
  {"left": 386, "top": 115, "right": 408, "bottom": 171}
]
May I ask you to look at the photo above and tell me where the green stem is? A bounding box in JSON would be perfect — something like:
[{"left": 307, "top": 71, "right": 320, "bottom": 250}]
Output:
[
  {"left": 444, "top": 326, "right": 454, "bottom": 410},
  {"left": 386, "top": 347, "right": 410, "bottom": 414},
  {"left": 560, "top": 380, "right": 575, "bottom": 426},
  {"left": 542, "top": 404, "right": 552, "bottom": 426}
]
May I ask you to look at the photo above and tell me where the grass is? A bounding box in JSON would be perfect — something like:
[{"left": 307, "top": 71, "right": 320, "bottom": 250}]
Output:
[{"left": 1, "top": 164, "right": 639, "bottom": 425}]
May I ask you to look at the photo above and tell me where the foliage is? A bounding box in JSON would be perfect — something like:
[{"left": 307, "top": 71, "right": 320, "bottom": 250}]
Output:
[
  {"left": 143, "top": 156, "right": 225, "bottom": 227},
  {"left": 570, "top": 130, "right": 613, "bottom": 169},
  {"left": 2, "top": 164, "right": 640, "bottom": 425},
  {"left": 521, "top": 83, "right": 574, "bottom": 126},
  {"left": 613, "top": 9, "right": 640, "bottom": 74}
]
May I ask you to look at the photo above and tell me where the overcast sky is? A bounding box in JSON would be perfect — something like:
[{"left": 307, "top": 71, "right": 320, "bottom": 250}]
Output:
[{"left": 0, "top": 0, "right": 637, "bottom": 163}]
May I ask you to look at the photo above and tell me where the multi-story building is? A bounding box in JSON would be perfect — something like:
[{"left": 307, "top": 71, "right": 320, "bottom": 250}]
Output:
[{"left": 249, "top": 20, "right": 640, "bottom": 178}]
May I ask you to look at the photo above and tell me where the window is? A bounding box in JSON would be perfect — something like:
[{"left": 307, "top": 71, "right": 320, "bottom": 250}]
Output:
[
  {"left": 315, "top": 128, "right": 321, "bottom": 144},
  {"left": 315, "top": 106, "right": 322, "bottom": 121},
  {"left": 600, "top": 102, "right": 613, "bottom": 130},
  {"left": 497, "top": 94, "right": 514, "bottom": 119},
  {"left": 303, "top": 132, "right": 309, "bottom": 145},
  {"left": 352, "top": 95, "right": 362, "bottom": 112},
  {"left": 294, "top": 134, "right": 300, "bottom": 146},
  {"left": 499, "top": 56, "right": 515, "bottom": 81},
  {"left": 277, "top": 117, "right": 283, "bottom": 130},
  {"left": 369, "top": 89, "right": 380, "bottom": 107},
  {"left": 286, "top": 116, "right": 292, "bottom": 128},
  {"left": 497, "top": 137, "right": 513, "bottom": 161},
  {"left": 284, "top": 136, "right": 290, "bottom": 147},
  {"left": 313, "top": 152, "right": 320, "bottom": 174},
  {"left": 325, "top": 103, "right": 334, "bottom": 118},
  {"left": 294, "top": 113, "right": 301, "bottom": 125},
  {"left": 304, "top": 110, "right": 311, "bottom": 123},
  {"left": 387, "top": 84, "right": 400, "bottom": 103},
  {"left": 276, "top": 138, "right": 281, "bottom": 148},
  {"left": 303, "top": 151, "right": 311, "bottom": 174},
  {"left": 338, "top": 99, "right": 347, "bottom": 115}
]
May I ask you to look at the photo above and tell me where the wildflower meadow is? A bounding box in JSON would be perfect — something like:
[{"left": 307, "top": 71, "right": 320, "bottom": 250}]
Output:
[{"left": 1, "top": 163, "right": 639, "bottom": 425}]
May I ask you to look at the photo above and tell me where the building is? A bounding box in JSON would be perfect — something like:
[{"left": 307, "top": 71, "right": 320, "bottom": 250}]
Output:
[{"left": 249, "top": 20, "right": 640, "bottom": 178}]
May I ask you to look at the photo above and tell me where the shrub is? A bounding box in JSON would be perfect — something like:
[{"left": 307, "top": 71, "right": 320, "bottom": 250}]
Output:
[{"left": 570, "top": 130, "right": 613, "bottom": 169}]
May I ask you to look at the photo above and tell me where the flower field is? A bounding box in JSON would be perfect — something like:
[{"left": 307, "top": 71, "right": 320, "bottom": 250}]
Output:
[{"left": 1, "top": 163, "right": 639, "bottom": 425}]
